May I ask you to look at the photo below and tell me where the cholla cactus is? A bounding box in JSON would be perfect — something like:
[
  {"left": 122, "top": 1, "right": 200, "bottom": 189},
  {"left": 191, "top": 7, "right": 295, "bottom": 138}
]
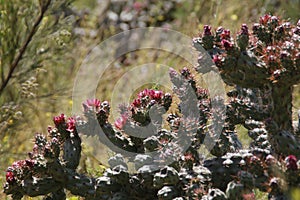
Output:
[
  {"left": 194, "top": 15, "right": 300, "bottom": 131},
  {"left": 4, "top": 15, "right": 300, "bottom": 200},
  {"left": 194, "top": 14, "right": 300, "bottom": 156}
]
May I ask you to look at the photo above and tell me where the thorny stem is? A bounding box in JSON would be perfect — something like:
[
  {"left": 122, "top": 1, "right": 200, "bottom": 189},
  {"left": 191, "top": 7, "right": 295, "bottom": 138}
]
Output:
[{"left": 271, "top": 84, "right": 293, "bottom": 131}]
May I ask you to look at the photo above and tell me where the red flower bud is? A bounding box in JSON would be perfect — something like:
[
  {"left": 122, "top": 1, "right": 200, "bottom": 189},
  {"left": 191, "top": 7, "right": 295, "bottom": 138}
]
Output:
[
  {"left": 268, "top": 16, "right": 279, "bottom": 28},
  {"left": 252, "top": 23, "right": 261, "bottom": 33},
  {"left": 285, "top": 155, "right": 298, "bottom": 170},
  {"left": 132, "top": 98, "right": 141, "bottom": 107},
  {"left": 212, "top": 55, "right": 222, "bottom": 65},
  {"left": 203, "top": 25, "right": 212, "bottom": 36},
  {"left": 53, "top": 114, "right": 65, "bottom": 126},
  {"left": 12, "top": 160, "right": 26, "bottom": 168},
  {"left": 221, "top": 39, "right": 233, "bottom": 50},
  {"left": 153, "top": 90, "right": 163, "bottom": 100},
  {"left": 240, "top": 24, "right": 249, "bottom": 35},
  {"left": 6, "top": 171, "right": 15, "bottom": 183},
  {"left": 221, "top": 29, "right": 230, "bottom": 39},
  {"left": 66, "top": 117, "right": 76, "bottom": 132},
  {"left": 260, "top": 14, "right": 271, "bottom": 25}
]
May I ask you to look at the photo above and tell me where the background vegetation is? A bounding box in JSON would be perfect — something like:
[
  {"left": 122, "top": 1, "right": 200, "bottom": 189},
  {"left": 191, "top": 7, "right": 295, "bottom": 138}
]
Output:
[{"left": 0, "top": 0, "right": 299, "bottom": 199}]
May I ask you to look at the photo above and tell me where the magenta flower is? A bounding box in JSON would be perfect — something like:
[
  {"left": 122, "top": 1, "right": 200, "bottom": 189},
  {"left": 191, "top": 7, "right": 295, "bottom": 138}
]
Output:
[
  {"left": 47, "top": 126, "right": 53, "bottom": 133},
  {"left": 203, "top": 25, "right": 212, "bottom": 36},
  {"left": 12, "top": 160, "right": 28, "bottom": 169},
  {"left": 138, "top": 89, "right": 149, "bottom": 98},
  {"left": 6, "top": 171, "right": 15, "bottom": 183},
  {"left": 114, "top": 114, "right": 128, "bottom": 130},
  {"left": 25, "top": 159, "right": 35, "bottom": 168},
  {"left": 240, "top": 24, "right": 249, "bottom": 35},
  {"left": 53, "top": 114, "right": 65, "bottom": 126},
  {"left": 285, "top": 155, "right": 298, "bottom": 170},
  {"left": 259, "top": 14, "right": 271, "bottom": 25},
  {"left": 83, "top": 99, "right": 101, "bottom": 112},
  {"left": 137, "top": 89, "right": 164, "bottom": 102},
  {"left": 66, "top": 117, "right": 76, "bottom": 132},
  {"left": 147, "top": 89, "right": 155, "bottom": 98},
  {"left": 221, "top": 39, "right": 233, "bottom": 50},
  {"left": 221, "top": 29, "right": 230, "bottom": 39},
  {"left": 153, "top": 90, "right": 163, "bottom": 100},
  {"left": 212, "top": 55, "right": 222, "bottom": 65},
  {"left": 132, "top": 98, "right": 141, "bottom": 107}
]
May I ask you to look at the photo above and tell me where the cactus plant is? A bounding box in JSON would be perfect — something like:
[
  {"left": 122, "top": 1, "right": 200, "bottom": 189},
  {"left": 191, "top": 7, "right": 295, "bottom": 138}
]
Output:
[{"left": 4, "top": 15, "right": 300, "bottom": 199}]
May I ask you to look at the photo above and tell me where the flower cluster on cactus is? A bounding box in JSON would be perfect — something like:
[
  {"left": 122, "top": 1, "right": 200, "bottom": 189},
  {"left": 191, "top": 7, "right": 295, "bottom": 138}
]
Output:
[{"left": 4, "top": 15, "right": 300, "bottom": 200}]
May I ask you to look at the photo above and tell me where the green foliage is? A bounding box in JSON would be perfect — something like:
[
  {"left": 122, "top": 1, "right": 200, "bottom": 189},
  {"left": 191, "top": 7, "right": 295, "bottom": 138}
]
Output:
[
  {"left": 0, "top": 0, "right": 75, "bottom": 133},
  {"left": 86, "top": 165, "right": 106, "bottom": 177},
  {"left": 0, "top": 2, "right": 76, "bottom": 198}
]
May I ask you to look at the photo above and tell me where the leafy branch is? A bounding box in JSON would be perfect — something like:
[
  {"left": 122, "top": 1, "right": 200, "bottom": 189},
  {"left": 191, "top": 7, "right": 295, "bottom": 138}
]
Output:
[{"left": 0, "top": 0, "right": 51, "bottom": 96}]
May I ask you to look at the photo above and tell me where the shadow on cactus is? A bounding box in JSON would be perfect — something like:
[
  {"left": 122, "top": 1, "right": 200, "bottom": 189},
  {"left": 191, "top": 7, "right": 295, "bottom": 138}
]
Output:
[{"left": 4, "top": 15, "right": 300, "bottom": 200}]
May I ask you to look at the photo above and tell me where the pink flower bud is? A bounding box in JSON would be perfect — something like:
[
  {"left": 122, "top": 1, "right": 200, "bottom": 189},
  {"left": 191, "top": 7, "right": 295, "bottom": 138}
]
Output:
[
  {"left": 133, "top": 1, "right": 144, "bottom": 12},
  {"left": 252, "top": 23, "right": 261, "bottom": 33},
  {"left": 83, "top": 99, "right": 101, "bottom": 112},
  {"left": 114, "top": 114, "right": 128, "bottom": 130},
  {"left": 221, "top": 29, "right": 230, "bottom": 39},
  {"left": 203, "top": 25, "right": 212, "bottom": 36}
]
